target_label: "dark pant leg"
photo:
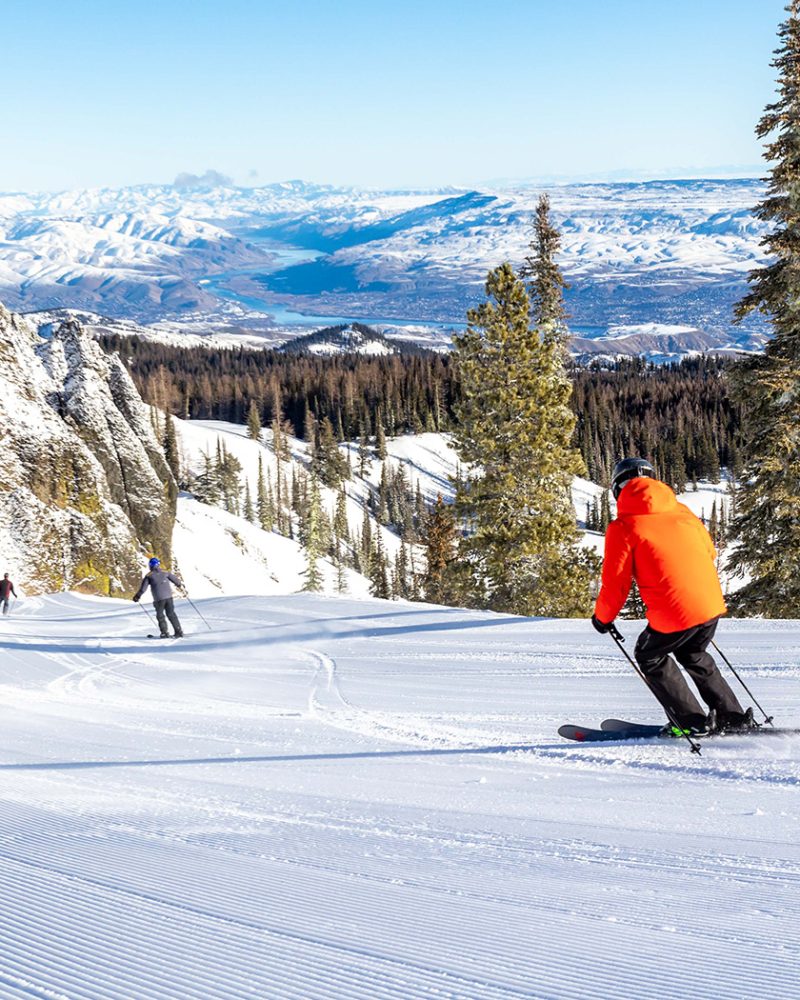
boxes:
[635,625,709,728]
[164,598,182,636]
[153,599,169,636]
[1,599,8,615]
[673,619,744,719]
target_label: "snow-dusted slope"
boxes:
[173,492,372,600]
[171,420,460,598]
[171,419,732,600]
[0,592,798,999]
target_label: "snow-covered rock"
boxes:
[0,302,175,595]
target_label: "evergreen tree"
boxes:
[243,479,255,523]
[599,490,612,531]
[302,476,324,592]
[192,451,220,505]
[621,581,647,619]
[334,486,349,542]
[377,463,390,524]
[247,400,262,442]
[727,2,800,616]
[358,504,372,574]
[316,416,348,487]
[708,499,720,550]
[519,193,569,347]
[452,263,597,617]
[358,425,372,478]
[334,539,348,594]
[271,414,291,462]
[375,410,388,461]
[162,411,181,483]
[422,495,458,605]
[370,533,391,600]
[217,441,243,515]
[256,455,274,532]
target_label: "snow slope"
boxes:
[171,420,461,598]
[171,419,733,599]
[0,592,799,999]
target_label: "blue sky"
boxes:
[0,0,786,191]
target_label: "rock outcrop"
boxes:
[0,303,176,595]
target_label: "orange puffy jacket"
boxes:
[594,477,726,633]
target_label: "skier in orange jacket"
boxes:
[592,458,754,736]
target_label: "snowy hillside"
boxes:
[0,592,798,999]
[168,418,736,602]
[1,179,769,356]
[171,419,461,598]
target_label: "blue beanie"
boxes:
[149,557,160,570]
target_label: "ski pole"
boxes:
[183,592,212,632]
[137,600,158,632]
[607,623,702,755]
[711,639,774,727]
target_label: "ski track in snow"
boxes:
[1,594,800,999]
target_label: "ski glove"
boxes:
[591,614,612,634]
[133,596,139,603]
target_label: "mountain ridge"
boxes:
[0,178,768,359]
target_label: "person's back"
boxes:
[592,458,751,736]
[133,558,184,638]
[140,568,182,603]
[0,573,16,613]
[597,477,726,632]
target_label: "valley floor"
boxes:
[1,594,799,999]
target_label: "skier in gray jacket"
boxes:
[133,557,185,638]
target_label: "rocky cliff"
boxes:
[0,303,176,595]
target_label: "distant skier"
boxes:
[133,557,185,638]
[0,574,17,615]
[591,458,754,736]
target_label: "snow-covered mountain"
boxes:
[0,178,769,358]
[0,303,175,594]
[279,323,409,356]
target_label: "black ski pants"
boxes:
[1,599,8,615]
[154,598,182,637]
[634,617,743,729]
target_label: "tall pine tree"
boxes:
[519,194,569,347]
[727,2,800,616]
[452,263,596,617]
[247,400,262,441]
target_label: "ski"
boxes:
[557,724,661,743]
[602,718,800,737]
[559,720,800,743]
[601,718,665,736]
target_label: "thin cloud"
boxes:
[173,169,233,190]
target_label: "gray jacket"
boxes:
[134,569,183,603]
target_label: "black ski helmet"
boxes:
[611,457,655,500]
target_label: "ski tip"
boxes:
[557,724,590,742]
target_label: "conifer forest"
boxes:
[101,334,741,494]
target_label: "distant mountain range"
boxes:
[0,178,770,360]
